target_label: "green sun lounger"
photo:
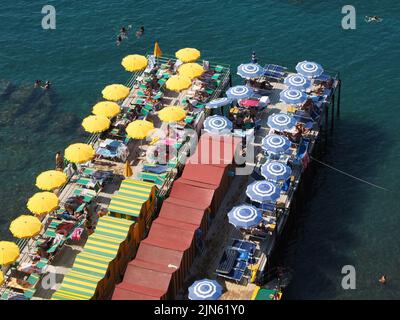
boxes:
[215,65,224,72]
[211,73,221,80]
[153,91,163,100]
[24,288,36,299]
[184,115,194,124]
[206,88,215,95]
[27,273,40,286]
[76,177,101,192]
[144,103,153,111]
[158,78,167,86]
[36,258,48,269]
[73,188,96,203]
[141,108,150,117]
[137,90,146,97]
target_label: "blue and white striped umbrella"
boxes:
[246,180,281,203]
[205,97,233,109]
[188,279,222,300]
[279,89,308,105]
[284,74,311,91]
[237,63,264,79]
[261,134,291,154]
[228,204,262,228]
[261,161,292,182]
[267,113,297,132]
[203,115,233,134]
[226,85,254,100]
[295,61,324,78]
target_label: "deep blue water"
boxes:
[0,0,399,299]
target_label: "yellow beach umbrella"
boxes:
[0,270,3,285]
[121,54,148,72]
[27,192,59,216]
[175,48,201,63]
[102,84,130,101]
[166,75,192,92]
[178,63,204,79]
[82,115,111,133]
[36,170,67,191]
[158,106,187,123]
[92,101,121,118]
[64,143,95,164]
[0,241,20,265]
[126,120,154,139]
[124,161,133,178]
[9,215,42,239]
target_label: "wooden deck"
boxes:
[1,56,232,300]
[178,73,339,300]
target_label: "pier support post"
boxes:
[331,94,335,132]
[337,79,341,118]
[229,73,233,87]
[324,105,328,150]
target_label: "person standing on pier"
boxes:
[251,51,257,64]
[55,151,64,171]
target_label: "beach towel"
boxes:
[71,227,84,241]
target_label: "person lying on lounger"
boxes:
[17,261,46,275]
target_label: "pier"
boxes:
[0,49,341,301]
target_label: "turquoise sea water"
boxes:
[1,0,399,299]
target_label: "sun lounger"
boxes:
[73,188,96,203]
[234,260,248,271]
[231,239,256,256]
[1,289,27,300]
[96,147,118,159]
[153,91,163,100]
[24,288,36,299]
[214,65,224,73]
[143,164,169,174]
[216,248,239,275]
[139,171,167,185]
[143,103,153,111]
[264,64,287,73]
[76,177,101,192]
[218,267,245,283]
[137,90,146,97]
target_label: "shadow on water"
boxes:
[0,80,84,238]
[270,118,393,299]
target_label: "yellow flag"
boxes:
[154,42,162,58]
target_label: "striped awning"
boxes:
[51,216,134,300]
[108,179,155,219]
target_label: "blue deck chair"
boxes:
[143,164,169,174]
[232,240,257,256]
[216,249,239,275]
[223,268,245,283]
[234,260,248,271]
[282,178,291,192]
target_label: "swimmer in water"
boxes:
[379,275,387,284]
[116,25,131,45]
[116,34,123,46]
[34,80,42,88]
[43,80,51,90]
[136,26,145,39]
[365,15,382,23]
